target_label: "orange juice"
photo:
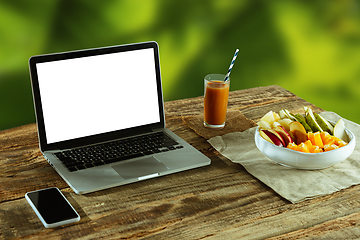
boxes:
[204,79,230,128]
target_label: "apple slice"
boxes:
[273,112,281,122]
[290,121,307,144]
[267,129,286,146]
[277,118,293,132]
[259,129,285,147]
[260,111,275,124]
[333,119,349,142]
[257,120,272,130]
[272,121,282,128]
[279,109,287,119]
[274,125,294,147]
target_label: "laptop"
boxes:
[29,41,211,194]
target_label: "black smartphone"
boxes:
[25,187,80,228]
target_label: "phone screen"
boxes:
[26,187,79,226]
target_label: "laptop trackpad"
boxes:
[112,156,168,180]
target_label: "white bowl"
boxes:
[254,125,356,170]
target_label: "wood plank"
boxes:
[3,160,360,239]
[268,211,360,239]
[1,85,358,239]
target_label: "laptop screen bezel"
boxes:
[29,41,165,151]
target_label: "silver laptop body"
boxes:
[29,41,210,194]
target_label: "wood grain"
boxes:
[1,85,360,239]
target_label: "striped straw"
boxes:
[224,48,239,81]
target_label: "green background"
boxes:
[1,0,360,130]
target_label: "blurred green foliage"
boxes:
[1,0,360,130]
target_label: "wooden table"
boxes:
[1,85,360,239]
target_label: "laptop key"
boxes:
[143,150,154,156]
[64,162,79,168]
[68,166,77,172]
[84,163,95,168]
[103,158,119,164]
[103,152,144,164]
[75,164,86,170]
[117,152,144,161]
[93,161,105,166]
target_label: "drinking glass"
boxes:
[203,74,230,129]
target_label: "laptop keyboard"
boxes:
[55,132,183,172]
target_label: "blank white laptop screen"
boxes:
[36,48,160,144]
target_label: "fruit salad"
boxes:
[257,107,349,153]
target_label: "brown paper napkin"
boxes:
[182,111,256,139]
[208,111,360,203]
